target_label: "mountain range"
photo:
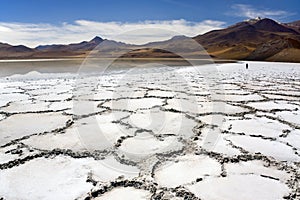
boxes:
[1,18,300,62]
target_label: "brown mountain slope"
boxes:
[120,48,180,58]
[253,18,298,34]
[210,46,255,60]
[193,18,300,60]
[267,48,300,62]
[247,38,300,60]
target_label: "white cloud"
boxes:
[0,19,225,47]
[230,4,293,19]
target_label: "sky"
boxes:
[0,0,299,47]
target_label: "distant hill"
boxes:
[35,36,104,51]
[1,18,300,62]
[284,20,300,33]
[0,43,35,58]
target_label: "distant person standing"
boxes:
[246,63,249,69]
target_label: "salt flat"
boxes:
[0,61,299,200]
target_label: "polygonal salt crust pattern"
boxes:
[0,62,299,199]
